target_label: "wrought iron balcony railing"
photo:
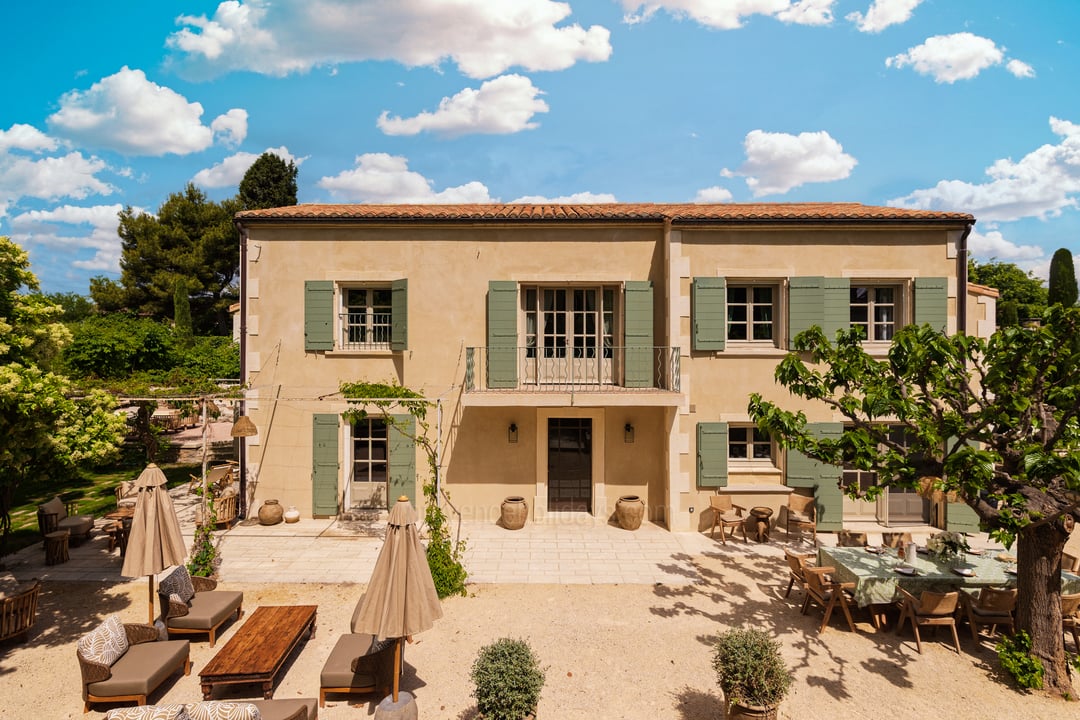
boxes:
[465,346,680,392]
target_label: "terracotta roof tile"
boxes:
[234,202,974,224]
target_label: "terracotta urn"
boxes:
[258,499,283,525]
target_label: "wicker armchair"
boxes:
[77,621,191,712]
[1,579,41,643]
[783,492,817,543]
[159,567,244,647]
[708,495,748,544]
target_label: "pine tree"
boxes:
[239,152,298,210]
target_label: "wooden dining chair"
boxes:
[784,492,817,543]
[837,530,868,547]
[958,587,1016,645]
[1062,592,1080,652]
[784,549,815,598]
[896,588,961,653]
[1063,552,1080,573]
[882,532,913,548]
[709,495,748,544]
[802,566,858,633]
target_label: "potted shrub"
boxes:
[471,637,546,720]
[712,627,792,720]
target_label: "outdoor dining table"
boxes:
[818,544,1080,608]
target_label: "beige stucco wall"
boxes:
[242,222,666,518]
[239,217,968,532]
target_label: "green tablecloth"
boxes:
[818,545,1080,607]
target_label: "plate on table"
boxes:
[894,565,918,576]
[966,547,984,556]
[1006,566,1018,576]
[952,567,976,577]
[997,553,1016,563]
[865,546,882,554]
[916,547,930,555]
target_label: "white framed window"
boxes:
[727,285,777,342]
[341,286,392,350]
[850,285,900,341]
[729,426,773,462]
[523,287,615,359]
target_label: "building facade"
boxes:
[233,203,979,533]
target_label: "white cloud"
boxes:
[317,153,496,203]
[846,0,922,33]
[1006,58,1035,78]
[693,186,734,203]
[967,229,1045,262]
[168,0,612,80]
[192,146,301,188]
[377,75,549,137]
[211,108,249,147]
[621,0,834,30]
[885,33,1005,83]
[0,124,59,153]
[0,152,114,214]
[47,67,244,156]
[9,204,126,272]
[889,116,1080,222]
[510,191,617,203]
[725,129,857,196]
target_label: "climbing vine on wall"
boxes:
[340,381,468,598]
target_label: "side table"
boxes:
[45,530,70,565]
[749,507,774,543]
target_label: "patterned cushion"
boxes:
[105,705,190,720]
[159,565,195,604]
[77,614,129,667]
[186,702,262,720]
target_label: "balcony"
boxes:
[465,346,681,396]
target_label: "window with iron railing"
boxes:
[342,287,392,350]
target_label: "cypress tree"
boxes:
[1047,248,1078,307]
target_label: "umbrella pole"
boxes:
[147,575,155,624]
[392,637,402,703]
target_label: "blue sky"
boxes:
[3,0,1079,294]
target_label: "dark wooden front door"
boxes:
[547,418,592,512]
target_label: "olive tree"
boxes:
[749,307,1080,696]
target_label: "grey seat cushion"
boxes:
[251,697,318,720]
[87,639,189,698]
[168,591,243,630]
[58,515,95,537]
[320,634,380,689]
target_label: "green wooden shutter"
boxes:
[784,422,844,531]
[946,502,981,533]
[697,422,729,488]
[312,414,340,516]
[391,278,408,351]
[692,277,727,351]
[788,277,823,349]
[487,281,518,389]
[624,281,654,388]
[914,277,948,332]
[388,414,417,507]
[304,281,334,351]
[822,277,851,340]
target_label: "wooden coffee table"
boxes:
[199,605,318,699]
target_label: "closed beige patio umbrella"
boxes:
[120,463,188,624]
[353,496,443,704]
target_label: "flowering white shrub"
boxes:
[926,531,969,557]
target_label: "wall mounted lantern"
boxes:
[508,422,519,444]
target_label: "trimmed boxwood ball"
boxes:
[712,627,792,710]
[471,637,546,720]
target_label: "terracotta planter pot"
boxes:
[258,499,283,525]
[616,495,645,531]
[501,496,528,530]
[727,702,779,720]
